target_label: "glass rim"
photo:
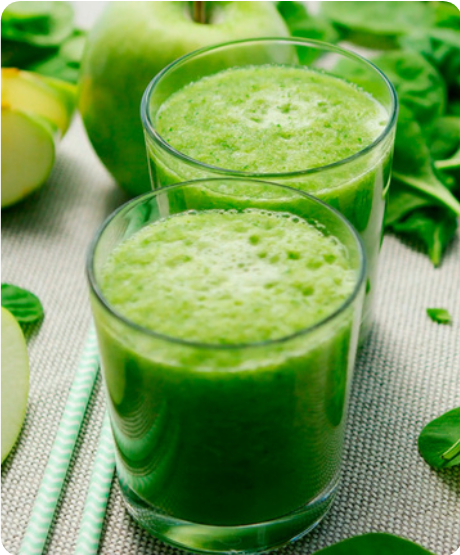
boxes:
[141,37,398,179]
[87,178,366,351]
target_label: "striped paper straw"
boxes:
[74,412,115,555]
[20,327,100,555]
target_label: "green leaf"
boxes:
[427,116,460,160]
[1,284,44,324]
[1,1,74,47]
[2,2,54,22]
[375,51,446,126]
[434,1,460,30]
[418,407,460,469]
[385,183,432,226]
[426,308,452,324]
[0,38,56,67]
[448,100,460,116]
[28,30,86,83]
[392,106,460,217]
[389,204,457,267]
[277,1,340,45]
[315,533,436,555]
[320,2,435,49]
[334,51,446,126]
[402,27,460,93]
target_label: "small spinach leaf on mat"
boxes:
[1,284,44,324]
[426,308,452,324]
[388,202,457,267]
[315,533,437,554]
[419,407,460,469]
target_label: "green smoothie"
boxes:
[95,207,361,530]
[155,66,387,175]
[147,65,394,336]
[101,209,355,343]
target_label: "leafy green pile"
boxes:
[278,1,460,266]
[1,1,85,83]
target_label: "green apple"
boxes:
[1,68,76,208]
[1,307,29,463]
[1,107,56,208]
[2,67,76,134]
[79,1,289,197]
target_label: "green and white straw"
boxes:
[20,327,100,555]
[74,412,115,555]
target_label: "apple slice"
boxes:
[1,106,56,208]
[2,68,76,134]
[1,307,30,463]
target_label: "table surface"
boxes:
[2,3,460,555]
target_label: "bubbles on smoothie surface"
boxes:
[101,209,356,344]
[154,65,388,173]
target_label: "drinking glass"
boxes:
[141,38,397,339]
[88,178,366,553]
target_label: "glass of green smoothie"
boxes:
[88,178,365,553]
[141,38,397,340]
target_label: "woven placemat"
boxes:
[2,4,460,552]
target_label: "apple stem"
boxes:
[193,1,206,23]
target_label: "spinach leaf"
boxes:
[418,407,460,469]
[389,203,457,267]
[321,2,434,49]
[374,51,446,126]
[448,100,460,116]
[426,308,452,324]
[434,1,460,30]
[1,2,85,84]
[28,30,86,83]
[392,107,460,217]
[315,533,436,554]
[1,38,54,67]
[401,28,460,93]
[1,1,74,47]
[427,116,460,161]
[334,51,445,126]
[277,1,340,44]
[336,47,459,266]
[385,184,431,227]
[1,284,44,324]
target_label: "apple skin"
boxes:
[78,2,289,197]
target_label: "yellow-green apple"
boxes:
[78,1,289,197]
[1,307,29,462]
[1,68,76,208]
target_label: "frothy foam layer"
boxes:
[101,209,356,344]
[155,65,387,173]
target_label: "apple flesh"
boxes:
[1,68,76,208]
[1,307,29,463]
[1,108,55,208]
[79,1,289,197]
[2,68,76,134]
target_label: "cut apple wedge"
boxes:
[1,67,77,208]
[2,67,76,134]
[1,106,56,208]
[1,307,30,463]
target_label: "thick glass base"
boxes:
[119,478,338,554]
